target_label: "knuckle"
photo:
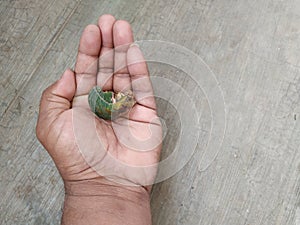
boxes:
[35,122,43,142]
[41,88,49,100]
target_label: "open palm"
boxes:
[36,15,162,190]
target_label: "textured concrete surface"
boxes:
[1,0,300,224]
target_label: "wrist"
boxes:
[62,178,152,225]
[64,177,150,199]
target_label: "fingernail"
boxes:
[130,43,139,48]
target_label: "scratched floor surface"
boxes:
[1,0,300,224]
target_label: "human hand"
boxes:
[36,14,162,225]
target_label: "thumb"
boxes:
[37,69,76,133]
[52,68,76,102]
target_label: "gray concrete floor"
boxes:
[1,0,300,224]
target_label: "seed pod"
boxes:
[88,86,136,120]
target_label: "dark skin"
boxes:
[36,14,162,225]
